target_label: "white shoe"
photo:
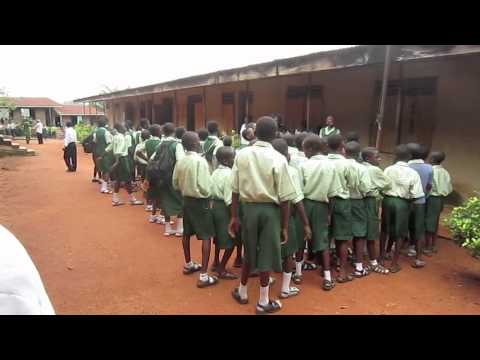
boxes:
[164,224,176,236]
[145,205,153,212]
[156,216,166,225]
[149,215,158,223]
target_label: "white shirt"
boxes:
[240,123,249,145]
[34,122,43,134]
[0,225,55,315]
[64,127,77,147]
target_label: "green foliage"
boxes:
[75,122,93,143]
[43,127,58,138]
[445,196,480,258]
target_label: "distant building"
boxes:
[55,104,104,126]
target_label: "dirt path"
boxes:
[1,139,479,314]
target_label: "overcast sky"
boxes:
[0,45,354,103]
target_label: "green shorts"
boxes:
[381,196,409,240]
[409,203,426,242]
[365,197,380,241]
[183,197,214,240]
[425,196,444,234]
[281,215,298,259]
[159,184,183,217]
[113,156,133,182]
[351,198,367,238]
[212,200,234,249]
[100,151,115,174]
[331,197,353,241]
[147,183,161,201]
[241,202,282,273]
[304,199,329,252]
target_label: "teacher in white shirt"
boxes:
[33,119,44,144]
[63,122,77,172]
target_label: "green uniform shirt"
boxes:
[289,151,307,171]
[112,133,128,157]
[319,126,340,138]
[231,140,297,204]
[431,165,453,197]
[137,136,161,160]
[93,127,112,155]
[347,158,371,200]
[210,165,233,205]
[288,165,304,205]
[327,153,357,199]
[299,154,341,203]
[154,136,185,162]
[172,151,211,199]
[125,131,134,150]
[383,161,424,200]
[363,162,392,198]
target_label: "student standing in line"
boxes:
[93,119,112,192]
[203,121,223,173]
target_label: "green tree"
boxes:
[0,87,17,112]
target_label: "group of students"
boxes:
[88,115,452,315]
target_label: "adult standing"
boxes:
[33,119,44,144]
[239,116,255,146]
[63,122,77,172]
[319,115,341,138]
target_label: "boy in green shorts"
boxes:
[425,151,452,255]
[360,147,391,274]
[93,119,113,194]
[298,135,340,290]
[210,146,238,280]
[382,144,424,273]
[172,131,218,288]
[109,123,144,207]
[229,116,298,314]
[327,134,357,283]
[345,141,372,277]
[272,138,311,299]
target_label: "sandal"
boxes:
[183,262,202,275]
[352,268,369,278]
[336,274,354,283]
[368,263,390,275]
[280,286,300,299]
[112,201,124,207]
[292,274,303,285]
[411,259,426,269]
[197,275,219,288]
[256,300,282,315]
[130,200,144,206]
[232,287,248,305]
[302,262,318,271]
[218,271,238,280]
[390,264,401,273]
[323,279,336,291]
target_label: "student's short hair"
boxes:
[395,144,411,161]
[242,128,254,141]
[66,121,73,128]
[149,124,161,137]
[345,131,360,143]
[207,121,219,134]
[420,144,430,160]
[255,116,278,141]
[216,146,235,165]
[181,131,199,151]
[197,128,208,141]
[282,133,295,147]
[430,151,446,164]
[223,136,232,147]
[327,134,344,151]
[295,132,308,150]
[139,118,150,129]
[125,120,133,129]
[361,147,378,162]
[406,143,423,160]
[97,119,106,128]
[345,141,361,156]
[272,138,289,158]
[303,134,325,153]
[162,122,175,136]
[175,127,186,139]
[141,129,151,139]
[114,122,125,132]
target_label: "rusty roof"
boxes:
[57,104,104,116]
[5,97,63,108]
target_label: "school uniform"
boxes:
[125,130,136,178]
[231,141,297,273]
[363,162,392,241]
[425,165,452,233]
[93,127,112,173]
[210,165,236,249]
[157,136,185,217]
[289,151,307,172]
[172,151,213,240]
[408,159,433,243]
[137,136,161,189]
[327,153,357,241]
[299,154,341,252]
[283,165,304,259]
[382,161,424,239]
[288,146,299,158]
[111,133,132,182]
[319,126,340,138]
[203,135,223,172]
[348,159,371,238]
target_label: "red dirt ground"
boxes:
[1,139,479,315]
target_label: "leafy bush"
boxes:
[445,196,480,258]
[74,122,93,143]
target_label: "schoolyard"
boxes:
[1,139,479,315]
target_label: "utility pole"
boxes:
[375,45,392,150]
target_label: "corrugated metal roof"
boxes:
[57,105,104,116]
[5,97,63,108]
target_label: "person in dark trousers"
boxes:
[33,120,44,144]
[63,122,77,172]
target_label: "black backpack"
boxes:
[82,133,94,154]
[146,140,177,188]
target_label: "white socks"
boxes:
[295,261,303,276]
[239,283,248,300]
[100,180,107,192]
[185,261,193,268]
[355,262,363,271]
[165,223,173,234]
[370,259,378,266]
[259,285,269,306]
[200,272,208,281]
[176,218,184,233]
[282,272,292,293]
[324,270,332,282]
[112,192,120,203]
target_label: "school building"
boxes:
[74,45,480,200]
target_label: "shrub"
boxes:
[445,195,480,258]
[74,122,93,143]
